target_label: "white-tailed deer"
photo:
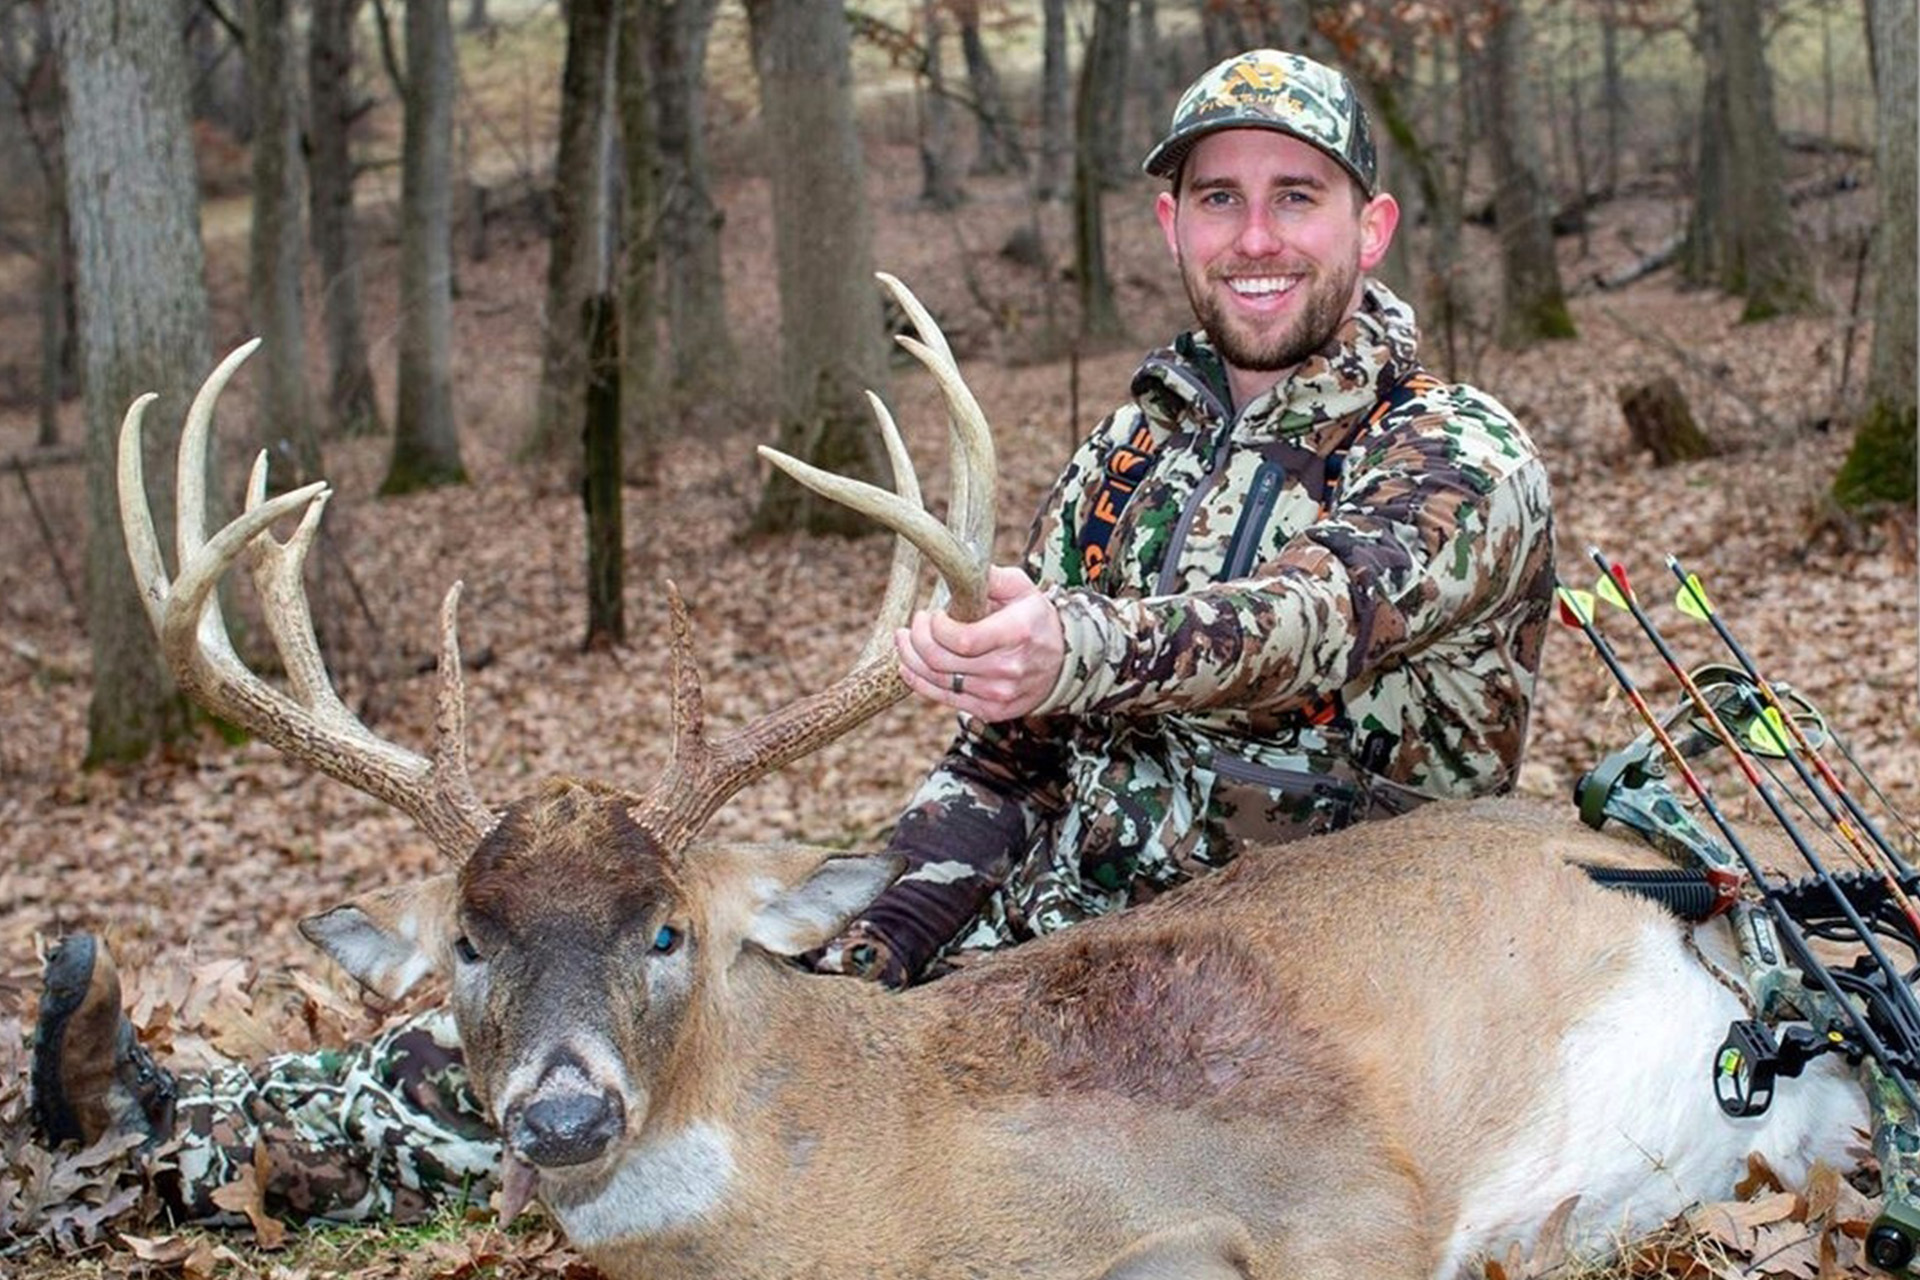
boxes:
[119,277,1866,1280]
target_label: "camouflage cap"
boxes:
[1142,49,1378,196]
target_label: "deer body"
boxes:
[407,792,1864,1280]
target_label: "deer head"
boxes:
[119,275,995,1215]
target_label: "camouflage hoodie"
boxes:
[852,281,1554,981]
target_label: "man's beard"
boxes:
[1183,254,1359,378]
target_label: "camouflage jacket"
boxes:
[853,281,1555,982]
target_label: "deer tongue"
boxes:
[497,1151,539,1226]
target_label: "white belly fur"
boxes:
[1438,919,1869,1277]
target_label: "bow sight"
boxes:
[1560,548,1920,1275]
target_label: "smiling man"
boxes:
[845,47,1558,980]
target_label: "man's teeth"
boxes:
[1229,277,1298,296]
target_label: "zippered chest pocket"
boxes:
[1218,461,1283,581]
[1211,444,1333,584]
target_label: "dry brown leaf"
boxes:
[1689,1190,1805,1254]
[1749,1220,1823,1277]
[207,1140,288,1250]
[1738,1150,1789,1198]
[121,1231,197,1263]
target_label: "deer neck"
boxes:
[540,957,935,1259]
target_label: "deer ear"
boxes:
[299,872,459,1000]
[744,853,906,957]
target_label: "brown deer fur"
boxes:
[304,792,1867,1280]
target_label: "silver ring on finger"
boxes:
[950,671,966,695]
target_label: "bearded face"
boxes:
[1155,130,1398,407]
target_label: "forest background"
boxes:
[0,0,1915,1276]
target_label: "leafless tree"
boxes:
[384,0,467,492]
[248,0,320,484]
[1483,1,1576,346]
[1036,0,1068,201]
[918,0,966,209]
[953,0,1024,175]
[309,0,383,437]
[744,0,890,536]
[651,0,735,398]
[1832,0,1915,512]
[526,0,618,466]
[616,0,658,471]
[0,0,73,445]
[52,0,209,760]
[1075,0,1129,341]
[1681,0,1818,320]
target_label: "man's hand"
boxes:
[895,566,1065,722]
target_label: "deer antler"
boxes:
[118,340,496,859]
[625,274,998,852]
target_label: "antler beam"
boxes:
[118,341,495,859]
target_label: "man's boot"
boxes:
[31,934,176,1148]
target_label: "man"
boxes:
[33,49,1554,1224]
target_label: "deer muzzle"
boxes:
[504,1054,629,1169]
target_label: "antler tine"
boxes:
[875,271,996,612]
[758,278,996,624]
[119,342,495,860]
[630,275,998,852]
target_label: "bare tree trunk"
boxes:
[249,0,319,486]
[744,0,889,537]
[1075,0,1129,342]
[652,0,734,399]
[186,1,250,139]
[1036,0,1069,201]
[1600,0,1624,196]
[1360,19,1422,298]
[1133,0,1163,171]
[583,293,624,648]
[1833,0,1916,513]
[1484,3,1575,348]
[6,0,74,446]
[384,0,467,492]
[616,0,658,475]
[309,0,383,438]
[527,0,618,464]
[37,179,67,446]
[918,0,965,209]
[465,0,490,33]
[1088,0,1131,185]
[53,0,208,762]
[954,0,1024,176]
[1681,0,1818,321]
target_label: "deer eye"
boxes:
[454,935,483,964]
[652,924,683,955]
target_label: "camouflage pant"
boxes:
[161,1008,500,1224]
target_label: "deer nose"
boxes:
[510,1089,625,1168]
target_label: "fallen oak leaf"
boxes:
[207,1139,288,1249]
[1747,1219,1822,1278]
[1686,1190,1803,1254]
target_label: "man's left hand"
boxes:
[895,566,1065,722]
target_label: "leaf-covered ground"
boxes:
[0,106,1913,1279]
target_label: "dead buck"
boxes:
[119,277,1865,1280]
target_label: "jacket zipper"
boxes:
[1217,460,1283,582]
